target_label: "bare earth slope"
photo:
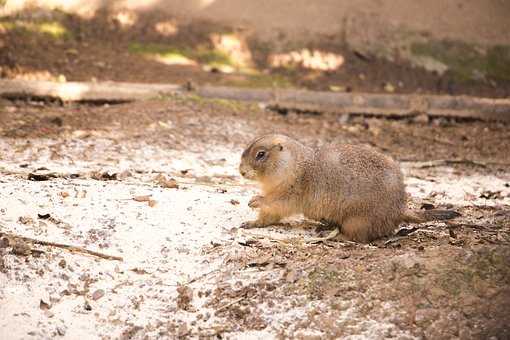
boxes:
[0,96,509,339]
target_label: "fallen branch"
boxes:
[446,222,488,230]
[215,294,249,313]
[1,79,510,122]
[384,236,409,245]
[185,268,220,285]
[0,231,123,261]
[0,79,180,102]
[403,159,510,169]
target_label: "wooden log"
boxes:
[0,79,181,102]
[1,79,510,121]
[196,85,510,121]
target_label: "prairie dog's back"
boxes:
[301,144,406,224]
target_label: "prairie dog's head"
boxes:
[239,134,297,190]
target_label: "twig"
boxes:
[215,294,249,312]
[384,236,408,245]
[446,222,487,230]
[403,159,510,169]
[185,268,220,285]
[0,231,123,261]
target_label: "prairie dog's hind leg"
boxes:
[341,216,372,243]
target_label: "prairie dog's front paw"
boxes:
[248,195,265,209]
[240,220,260,229]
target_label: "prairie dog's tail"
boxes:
[401,209,461,224]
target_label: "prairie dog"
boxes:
[239,134,460,243]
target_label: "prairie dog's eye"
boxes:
[255,150,266,160]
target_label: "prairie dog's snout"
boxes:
[239,161,254,179]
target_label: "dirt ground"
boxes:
[1,9,510,98]
[0,95,509,339]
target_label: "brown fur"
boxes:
[239,134,460,243]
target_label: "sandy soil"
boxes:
[0,96,509,339]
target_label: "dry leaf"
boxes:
[247,254,272,267]
[18,216,34,225]
[39,299,51,310]
[91,171,117,181]
[133,195,151,202]
[176,285,193,311]
[154,174,179,189]
[131,268,149,275]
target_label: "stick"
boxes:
[384,236,408,245]
[0,231,123,261]
[2,79,510,122]
[446,222,487,230]
[185,268,220,285]
[403,159,510,169]
[215,294,249,312]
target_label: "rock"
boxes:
[92,289,105,301]
[383,82,395,93]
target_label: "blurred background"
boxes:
[1,0,510,97]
